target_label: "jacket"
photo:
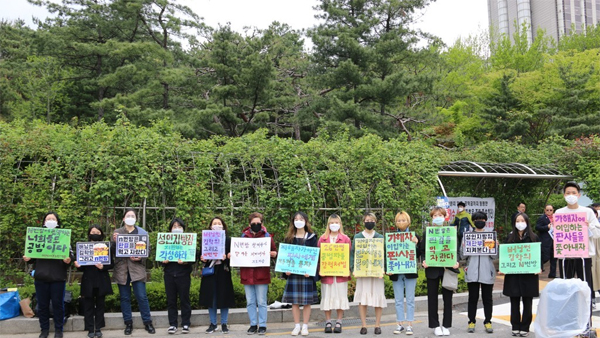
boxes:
[199,236,236,308]
[535,214,554,262]
[502,231,540,298]
[317,233,352,284]
[350,231,384,273]
[30,249,75,283]
[452,211,474,237]
[77,260,114,298]
[112,226,149,284]
[388,231,419,281]
[239,225,277,285]
[463,233,497,284]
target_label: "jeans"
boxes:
[208,293,229,325]
[118,274,152,324]
[164,273,191,327]
[392,275,417,322]
[244,284,268,327]
[467,282,493,324]
[34,280,66,331]
[426,276,453,328]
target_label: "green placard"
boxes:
[425,226,457,267]
[155,233,197,262]
[25,227,71,259]
[499,242,541,274]
[385,232,417,274]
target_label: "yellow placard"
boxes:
[353,238,384,277]
[319,243,350,276]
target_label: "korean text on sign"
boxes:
[463,232,497,256]
[155,232,197,262]
[230,237,271,267]
[385,232,417,274]
[201,230,226,260]
[116,234,149,258]
[275,243,320,276]
[425,226,457,267]
[553,212,588,258]
[320,243,350,277]
[354,238,384,277]
[25,227,71,259]
[499,242,541,274]
[76,241,111,266]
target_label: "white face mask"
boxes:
[172,228,184,233]
[458,207,464,212]
[294,220,305,229]
[329,223,340,232]
[432,216,444,226]
[44,220,58,229]
[565,195,578,205]
[516,222,527,231]
[124,218,136,226]
[212,225,223,231]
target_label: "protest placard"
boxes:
[553,212,588,258]
[425,226,457,267]
[201,230,226,260]
[116,234,149,257]
[463,232,497,256]
[230,237,271,267]
[320,243,350,276]
[155,233,197,262]
[275,243,320,276]
[76,242,111,266]
[353,238,384,277]
[25,227,71,259]
[385,232,417,274]
[442,197,496,231]
[499,242,541,274]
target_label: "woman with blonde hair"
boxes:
[317,214,352,333]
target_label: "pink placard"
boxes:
[553,212,588,258]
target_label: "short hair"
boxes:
[472,211,488,221]
[123,208,137,217]
[362,213,377,223]
[42,211,61,226]
[563,181,580,193]
[394,211,411,225]
[248,212,263,224]
[457,202,466,208]
[517,202,526,207]
[168,218,186,231]
[430,206,447,217]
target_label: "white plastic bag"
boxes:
[534,278,590,338]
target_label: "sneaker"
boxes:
[168,326,177,334]
[434,327,444,336]
[39,331,49,338]
[301,325,309,336]
[405,326,413,335]
[206,324,218,334]
[221,324,229,334]
[442,326,450,336]
[182,326,190,334]
[292,326,301,336]
[258,327,267,335]
[247,326,258,335]
[87,332,95,338]
[94,331,102,338]
[394,325,405,334]
[484,322,493,333]
[519,332,529,337]
[468,322,476,333]
[54,332,63,338]
[511,330,519,336]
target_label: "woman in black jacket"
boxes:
[535,205,556,278]
[74,225,113,338]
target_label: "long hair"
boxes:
[321,214,345,239]
[208,216,228,233]
[87,224,105,241]
[507,212,537,243]
[42,211,61,226]
[284,211,313,243]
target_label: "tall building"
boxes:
[488,0,600,43]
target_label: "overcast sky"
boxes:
[1,0,489,47]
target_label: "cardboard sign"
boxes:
[76,242,111,266]
[385,232,417,274]
[230,237,271,267]
[553,212,589,258]
[320,243,350,277]
[275,243,320,276]
[116,234,149,257]
[499,242,541,274]
[201,230,226,260]
[25,227,71,259]
[425,226,457,267]
[155,233,197,262]
[443,197,496,231]
[353,238,384,277]
[463,232,497,256]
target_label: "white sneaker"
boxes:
[406,326,413,335]
[442,327,450,336]
[291,326,301,336]
[434,327,444,336]
[393,325,404,334]
[301,325,309,336]
[168,327,177,334]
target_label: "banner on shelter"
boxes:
[385,232,417,274]
[275,243,320,276]
[76,242,111,266]
[155,233,197,262]
[463,232,497,256]
[230,237,271,267]
[116,234,149,257]
[353,238,384,277]
[320,243,350,277]
[201,230,226,260]
[444,197,496,231]
[499,242,541,274]
[425,226,457,267]
[25,227,71,259]
[553,212,588,258]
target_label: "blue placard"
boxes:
[275,243,320,276]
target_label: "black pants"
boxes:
[83,288,106,332]
[510,297,533,332]
[467,282,493,324]
[164,273,191,327]
[559,258,594,310]
[427,277,453,328]
[34,280,66,332]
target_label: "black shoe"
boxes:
[206,323,217,334]
[39,330,50,338]
[124,323,133,335]
[221,324,229,334]
[374,327,382,335]
[334,322,342,334]
[54,331,63,338]
[95,330,103,338]
[360,327,367,335]
[247,326,258,335]
[324,322,333,334]
[145,323,156,334]
[548,274,556,278]
[258,327,267,335]
[88,332,95,338]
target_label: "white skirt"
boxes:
[320,279,350,311]
[353,277,387,308]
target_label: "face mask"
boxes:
[294,220,305,229]
[172,228,184,233]
[44,220,58,229]
[474,221,486,229]
[89,234,103,241]
[516,222,527,231]
[565,195,578,205]
[212,225,223,231]
[251,222,262,233]
[432,217,444,226]
[458,207,464,212]
[329,223,340,232]
[124,218,136,226]
[364,222,376,230]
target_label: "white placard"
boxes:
[230,237,271,267]
[447,197,496,232]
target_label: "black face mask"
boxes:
[364,222,376,230]
[89,234,103,241]
[474,221,486,229]
[250,222,262,233]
